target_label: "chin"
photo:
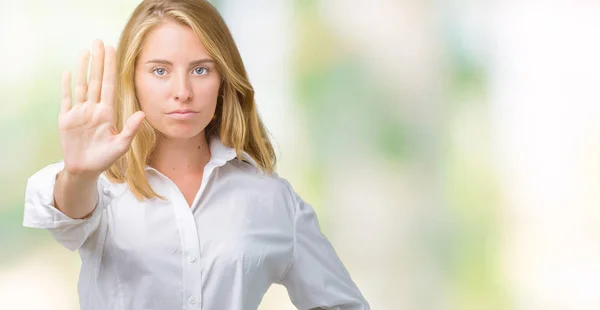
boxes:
[158,126,206,141]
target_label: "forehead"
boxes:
[138,20,211,61]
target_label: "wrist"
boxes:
[60,168,101,183]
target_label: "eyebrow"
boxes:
[145,59,215,66]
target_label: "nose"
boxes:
[173,73,192,102]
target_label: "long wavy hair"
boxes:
[106,0,276,200]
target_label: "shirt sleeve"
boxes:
[278,181,370,310]
[22,161,107,251]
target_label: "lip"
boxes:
[166,110,198,120]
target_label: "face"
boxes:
[135,20,221,141]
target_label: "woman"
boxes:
[23,0,369,309]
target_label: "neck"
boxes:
[149,132,211,176]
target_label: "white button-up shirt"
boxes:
[23,137,369,310]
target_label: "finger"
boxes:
[101,46,116,106]
[88,40,105,103]
[74,49,90,104]
[118,111,146,141]
[60,70,72,113]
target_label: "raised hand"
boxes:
[59,40,145,177]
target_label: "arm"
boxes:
[23,162,109,251]
[23,40,144,251]
[278,182,370,310]
[54,169,100,219]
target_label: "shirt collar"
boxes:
[144,135,260,172]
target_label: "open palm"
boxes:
[59,40,145,176]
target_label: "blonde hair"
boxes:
[106,0,276,200]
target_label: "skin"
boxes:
[55,39,145,219]
[55,20,222,216]
[135,20,222,206]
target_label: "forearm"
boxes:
[53,170,100,219]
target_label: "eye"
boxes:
[152,67,167,76]
[193,67,209,75]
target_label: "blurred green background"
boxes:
[2,1,600,309]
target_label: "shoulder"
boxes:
[221,159,299,211]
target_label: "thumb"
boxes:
[118,111,146,142]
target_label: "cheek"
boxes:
[135,76,164,110]
[136,74,157,94]
[135,75,149,105]
[195,77,222,100]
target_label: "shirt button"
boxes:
[188,296,197,305]
[188,255,196,263]
[102,187,110,195]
